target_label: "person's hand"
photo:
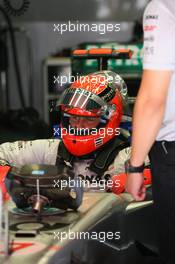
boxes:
[125,172,146,201]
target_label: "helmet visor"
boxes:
[57,87,106,111]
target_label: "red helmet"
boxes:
[57,71,127,156]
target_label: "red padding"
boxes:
[0,166,10,201]
[143,168,152,185]
[111,168,152,195]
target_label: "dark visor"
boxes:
[57,88,107,110]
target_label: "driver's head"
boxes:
[69,115,101,129]
[57,71,127,156]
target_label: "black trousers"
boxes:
[149,141,175,264]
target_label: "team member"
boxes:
[126,1,175,263]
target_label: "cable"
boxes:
[25,31,34,107]
[0,5,26,107]
[36,178,40,203]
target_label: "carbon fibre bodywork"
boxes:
[0,189,157,264]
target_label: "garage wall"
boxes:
[7,21,134,118]
[0,0,149,118]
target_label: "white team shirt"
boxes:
[143,0,175,141]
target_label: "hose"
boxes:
[0,5,26,107]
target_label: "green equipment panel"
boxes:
[72,43,143,78]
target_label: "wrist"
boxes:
[125,159,145,174]
[129,160,144,167]
[130,156,144,167]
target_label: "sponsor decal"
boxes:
[144,35,155,42]
[53,125,61,138]
[0,241,46,255]
[144,25,157,32]
[144,46,155,56]
[18,141,23,150]
[0,242,33,254]
[146,15,158,20]
[94,138,103,147]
